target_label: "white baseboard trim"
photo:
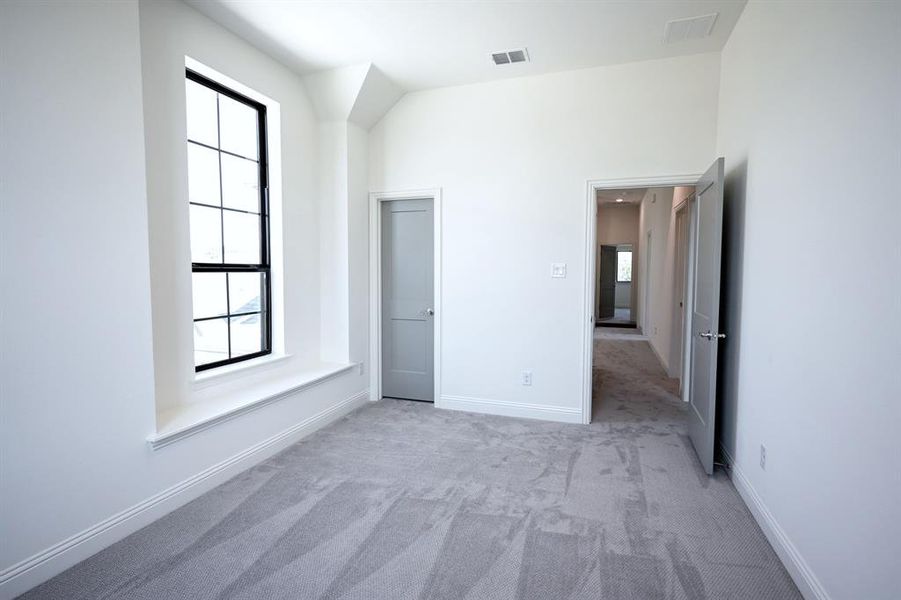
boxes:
[439,394,582,424]
[719,444,830,600]
[0,389,369,600]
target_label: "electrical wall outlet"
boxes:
[551,263,567,278]
[521,370,532,386]
[760,444,767,470]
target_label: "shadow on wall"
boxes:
[716,158,748,462]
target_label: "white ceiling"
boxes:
[597,188,647,205]
[187,0,747,92]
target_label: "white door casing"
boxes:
[370,189,442,405]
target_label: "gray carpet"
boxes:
[21,338,801,599]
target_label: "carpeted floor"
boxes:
[597,307,632,325]
[21,338,801,599]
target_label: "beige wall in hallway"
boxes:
[596,203,640,318]
[637,186,693,376]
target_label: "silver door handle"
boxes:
[699,330,726,340]
[425,308,434,316]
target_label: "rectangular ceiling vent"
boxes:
[491,48,530,66]
[664,13,718,44]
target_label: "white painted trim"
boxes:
[0,390,369,599]
[643,229,653,337]
[441,395,582,424]
[673,200,693,397]
[192,352,293,389]
[719,445,831,600]
[581,181,597,425]
[583,174,701,424]
[681,195,698,404]
[369,188,443,406]
[150,362,358,450]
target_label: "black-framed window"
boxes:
[186,69,271,371]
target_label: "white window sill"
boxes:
[192,353,293,390]
[149,361,358,450]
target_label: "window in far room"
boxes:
[185,69,271,371]
[617,249,632,283]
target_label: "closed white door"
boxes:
[381,199,434,402]
[687,158,725,474]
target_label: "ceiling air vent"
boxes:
[491,48,530,66]
[664,13,718,44]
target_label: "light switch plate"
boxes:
[551,263,567,278]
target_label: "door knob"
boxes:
[699,330,726,340]
[425,308,435,316]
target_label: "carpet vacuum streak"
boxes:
[22,336,801,599]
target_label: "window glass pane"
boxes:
[194,317,228,366]
[185,79,218,147]
[617,251,632,282]
[190,205,222,263]
[230,313,262,358]
[187,144,221,206]
[221,153,259,212]
[218,94,258,159]
[229,272,262,314]
[223,211,260,264]
[192,273,227,320]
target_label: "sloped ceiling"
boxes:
[187,0,746,92]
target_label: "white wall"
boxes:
[318,121,351,363]
[715,2,901,599]
[316,119,371,366]
[303,64,388,370]
[0,1,367,595]
[140,0,330,407]
[370,53,720,421]
[0,0,154,575]
[347,121,371,365]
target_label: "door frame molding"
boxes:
[670,198,694,399]
[582,174,701,424]
[369,188,443,406]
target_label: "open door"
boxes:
[598,245,617,319]
[687,158,725,474]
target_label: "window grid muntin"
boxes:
[187,69,271,371]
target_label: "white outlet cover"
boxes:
[551,263,567,278]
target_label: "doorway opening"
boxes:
[583,161,725,474]
[590,184,694,397]
[594,188,641,329]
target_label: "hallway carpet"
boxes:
[21,339,801,599]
